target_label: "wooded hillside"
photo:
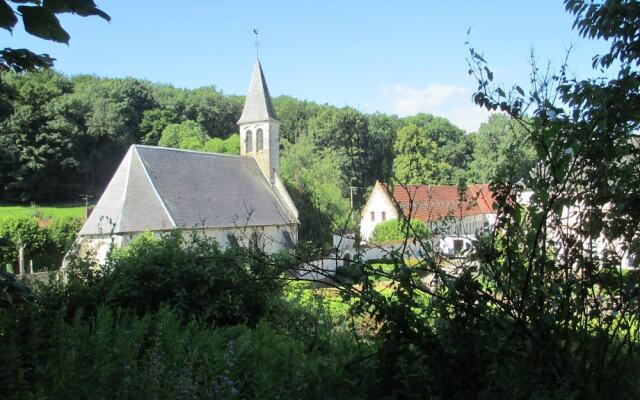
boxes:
[0,71,534,242]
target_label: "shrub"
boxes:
[41,231,285,326]
[370,218,429,243]
[0,305,371,400]
[0,216,80,272]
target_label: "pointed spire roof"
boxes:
[238,60,278,124]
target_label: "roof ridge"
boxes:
[132,146,177,228]
[133,144,249,160]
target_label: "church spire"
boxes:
[238,60,281,183]
[238,60,278,124]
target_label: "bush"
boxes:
[0,305,370,400]
[0,232,373,399]
[0,216,80,272]
[370,218,429,243]
[40,232,285,326]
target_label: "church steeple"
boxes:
[238,60,280,183]
[238,60,278,124]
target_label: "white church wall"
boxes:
[76,224,298,266]
[274,173,299,220]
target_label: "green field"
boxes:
[0,203,87,220]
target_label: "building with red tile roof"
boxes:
[360,181,496,242]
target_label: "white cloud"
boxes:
[380,83,493,132]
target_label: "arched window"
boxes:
[246,130,253,152]
[256,128,264,151]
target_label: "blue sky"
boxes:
[2,1,610,132]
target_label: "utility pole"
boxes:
[348,186,366,210]
[79,194,93,219]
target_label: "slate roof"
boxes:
[237,60,278,124]
[79,145,296,235]
[389,183,495,223]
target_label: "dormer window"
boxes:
[256,128,264,151]
[246,130,253,152]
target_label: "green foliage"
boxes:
[467,113,536,182]
[0,216,80,272]
[0,71,245,201]
[202,133,240,154]
[0,72,159,201]
[158,120,207,148]
[0,305,369,400]
[0,270,35,308]
[0,1,109,72]
[273,95,322,144]
[370,219,429,243]
[393,124,452,184]
[0,235,371,399]
[157,120,241,154]
[281,135,352,242]
[43,232,284,326]
[139,108,179,145]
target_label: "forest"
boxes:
[0,69,535,242]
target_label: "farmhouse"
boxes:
[76,61,299,263]
[360,181,495,253]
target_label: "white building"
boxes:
[76,60,299,263]
[360,181,496,255]
[520,190,636,270]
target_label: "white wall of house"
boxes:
[559,203,636,269]
[429,213,495,237]
[76,224,298,265]
[360,183,399,241]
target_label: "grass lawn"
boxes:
[0,203,87,220]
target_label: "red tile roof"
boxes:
[389,183,495,222]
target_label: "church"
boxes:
[76,61,299,263]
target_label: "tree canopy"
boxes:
[0,67,533,242]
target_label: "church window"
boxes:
[382,211,386,221]
[282,231,294,248]
[249,231,261,252]
[227,233,239,248]
[256,128,264,151]
[246,130,253,152]
[370,211,375,221]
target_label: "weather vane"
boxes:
[253,29,260,59]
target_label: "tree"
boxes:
[0,70,78,201]
[401,113,472,181]
[280,135,351,243]
[367,113,400,184]
[202,134,240,154]
[140,108,180,145]
[467,113,536,183]
[0,0,110,72]
[393,124,452,184]
[307,107,373,208]
[455,0,640,393]
[273,95,321,144]
[158,120,207,149]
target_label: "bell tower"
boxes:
[238,60,280,183]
